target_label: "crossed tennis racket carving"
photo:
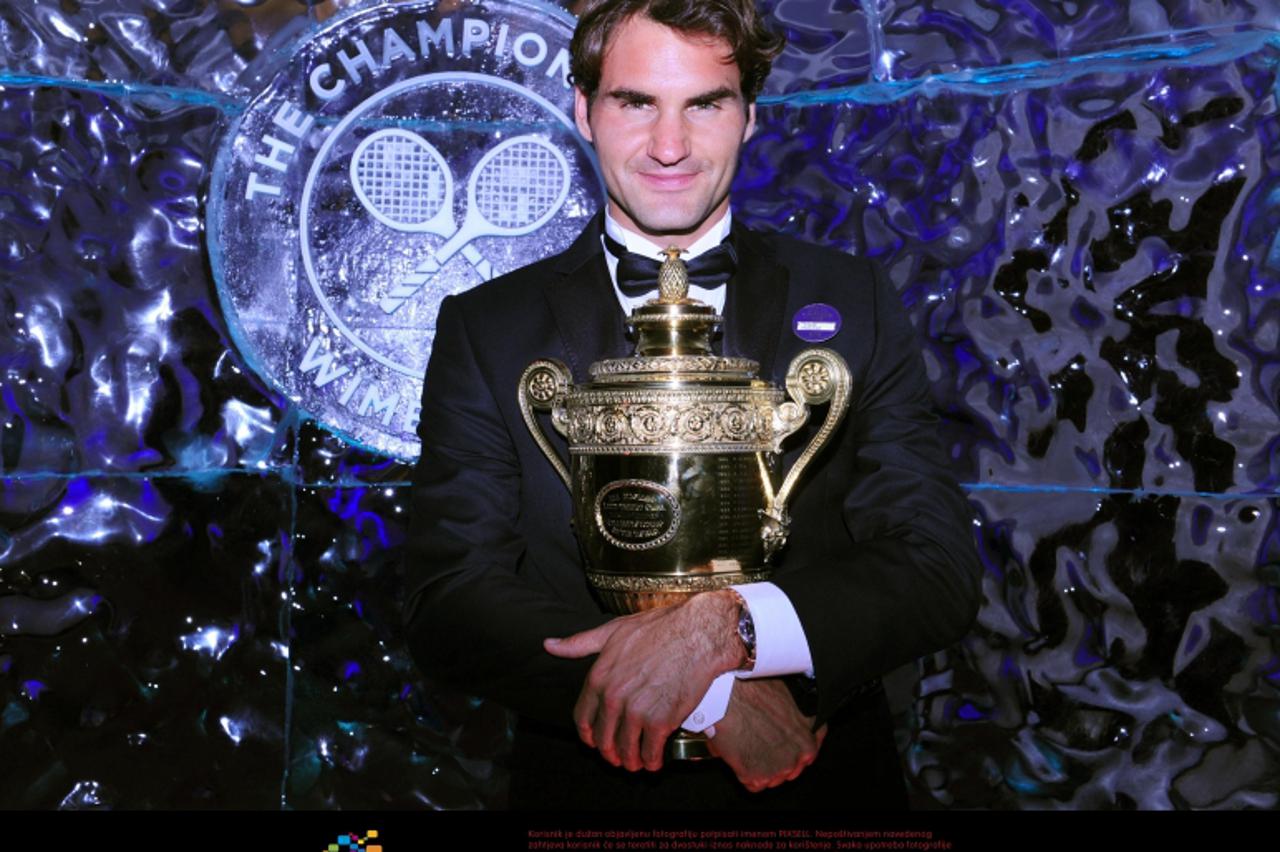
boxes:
[350,128,572,314]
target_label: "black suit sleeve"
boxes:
[770,260,982,724]
[402,295,610,729]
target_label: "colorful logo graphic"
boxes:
[208,0,601,458]
[327,831,380,852]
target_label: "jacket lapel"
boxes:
[544,214,631,381]
[723,219,789,381]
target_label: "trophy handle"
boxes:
[762,348,853,559]
[518,359,573,489]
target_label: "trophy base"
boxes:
[668,730,713,761]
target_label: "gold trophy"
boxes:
[518,248,851,759]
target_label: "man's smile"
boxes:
[636,171,700,190]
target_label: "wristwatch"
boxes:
[729,589,756,671]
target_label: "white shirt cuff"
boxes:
[680,671,735,733]
[680,582,814,735]
[732,581,814,678]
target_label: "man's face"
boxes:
[574,15,756,248]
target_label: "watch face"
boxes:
[738,605,756,651]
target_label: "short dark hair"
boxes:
[569,0,784,102]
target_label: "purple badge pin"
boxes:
[793,303,842,343]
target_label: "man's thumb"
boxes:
[543,626,608,658]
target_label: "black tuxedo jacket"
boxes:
[404,215,981,806]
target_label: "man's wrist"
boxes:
[693,589,754,672]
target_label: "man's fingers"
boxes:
[592,693,623,767]
[640,722,668,771]
[637,699,676,772]
[616,710,646,772]
[573,686,599,748]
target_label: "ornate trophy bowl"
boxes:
[518,248,850,758]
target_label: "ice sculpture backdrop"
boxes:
[1,0,1278,809]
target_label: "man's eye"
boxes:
[691,101,721,111]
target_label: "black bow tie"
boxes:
[604,232,738,299]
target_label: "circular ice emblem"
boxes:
[208,0,600,459]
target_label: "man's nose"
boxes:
[647,108,690,166]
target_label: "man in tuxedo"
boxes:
[404,0,981,809]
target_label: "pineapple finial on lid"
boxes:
[657,246,690,304]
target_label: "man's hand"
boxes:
[544,590,747,772]
[708,678,826,793]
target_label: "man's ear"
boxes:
[574,86,594,143]
[742,101,756,142]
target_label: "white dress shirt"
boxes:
[600,208,815,734]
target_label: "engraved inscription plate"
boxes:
[594,480,682,551]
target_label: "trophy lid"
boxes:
[591,247,759,384]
